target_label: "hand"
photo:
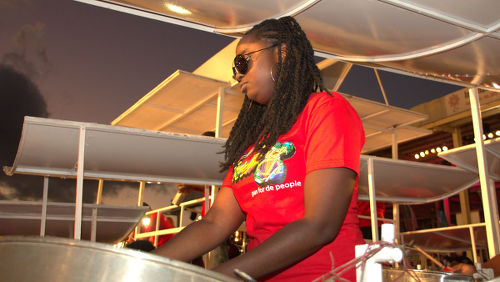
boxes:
[449,263,476,274]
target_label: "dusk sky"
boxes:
[1,0,461,125]
[0,0,233,124]
[0,0,461,205]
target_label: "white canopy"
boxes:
[4,116,227,186]
[111,70,430,153]
[439,137,500,181]
[5,117,477,205]
[358,155,477,204]
[75,0,500,91]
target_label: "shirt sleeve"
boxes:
[304,94,364,175]
[221,166,234,188]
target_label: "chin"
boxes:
[246,91,267,105]
[245,91,256,101]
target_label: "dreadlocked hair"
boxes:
[221,16,328,171]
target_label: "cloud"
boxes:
[0,64,48,165]
[0,64,50,200]
[0,0,33,9]
[100,182,177,209]
[2,22,51,79]
[0,65,175,203]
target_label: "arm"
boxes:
[213,167,356,278]
[153,186,245,261]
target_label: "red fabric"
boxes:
[141,212,174,247]
[357,201,386,227]
[222,92,365,281]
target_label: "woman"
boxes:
[154,16,365,281]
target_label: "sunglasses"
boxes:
[232,44,278,78]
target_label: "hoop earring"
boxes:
[247,99,253,111]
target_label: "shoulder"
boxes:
[307,91,350,107]
[305,92,359,118]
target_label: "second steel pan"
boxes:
[0,236,237,282]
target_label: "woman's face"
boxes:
[234,36,277,105]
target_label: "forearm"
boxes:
[214,217,338,278]
[153,187,245,262]
[153,219,227,261]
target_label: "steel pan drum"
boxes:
[0,236,237,282]
[383,268,474,282]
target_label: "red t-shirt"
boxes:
[222,92,365,281]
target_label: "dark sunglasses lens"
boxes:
[233,55,248,75]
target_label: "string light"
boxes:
[166,4,192,15]
[412,129,498,160]
[414,146,450,159]
[481,132,500,140]
[142,217,151,227]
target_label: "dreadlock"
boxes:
[221,16,328,171]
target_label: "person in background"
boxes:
[358,201,385,240]
[450,254,500,277]
[140,202,174,248]
[154,16,365,281]
[126,239,155,252]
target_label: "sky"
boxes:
[0,0,461,205]
[0,0,234,124]
[0,0,234,207]
[0,0,461,124]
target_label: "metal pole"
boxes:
[469,87,500,257]
[213,89,224,218]
[470,226,478,264]
[210,185,216,207]
[391,131,398,160]
[452,128,472,225]
[96,179,103,204]
[91,179,103,242]
[391,131,400,245]
[204,186,210,216]
[40,177,49,237]
[179,204,184,227]
[138,181,145,207]
[134,181,146,240]
[154,210,160,248]
[393,203,400,245]
[74,126,86,240]
[367,157,379,241]
[215,87,224,138]
[374,68,389,106]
